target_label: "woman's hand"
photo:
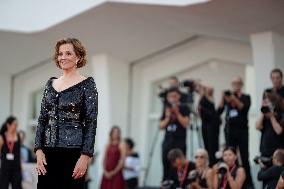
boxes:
[72,155,90,179]
[36,149,47,175]
[104,170,115,179]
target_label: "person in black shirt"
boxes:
[198,85,221,166]
[213,146,246,189]
[160,87,190,181]
[218,77,254,189]
[0,116,22,189]
[264,68,284,99]
[257,149,284,189]
[166,148,195,189]
[256,91,284,158]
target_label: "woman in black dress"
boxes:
[0,116,22,189]
[34,38,98,189]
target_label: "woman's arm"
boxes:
[81,78,98,157]
[176,112,189,128]
[227,167,246,189]
[0,135,4,155]
[34,82,49,153]
[256,114,264,130]
[110,142,126,176]
[270,114,283,135]
[276,176,284,189]
[206,169,214,189]
[159,108,171,130]
[212,165,219,189]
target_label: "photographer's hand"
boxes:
[258,159,266,169]
[231,95,245,110]
[159,108,171,130]
[175,108,189,128]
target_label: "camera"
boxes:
[218,162,228,175]
[261,106,271,114]
[253,156,272,167]
[261,103,274,114]
[165,101,177,109]
[161,180,176,189]
[182,80,196,92]
[187,170,198,184]
[224,90,232,97]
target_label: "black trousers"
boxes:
[37,147,86,189]
[202,123,219,167]
[162,137,186,181]
[0,166,22,189]
[225,127,254,188]
[126,177,138,189]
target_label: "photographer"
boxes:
[265,69,284,99]
[160,87,190,181]
[217,77,253,188]
[256,90,284,158]
[187,149,214,189]
[158,76,190,106]
[257,149,284,189]
[165,148,196,189]
[213,147,246,189]
[198,85,221,166]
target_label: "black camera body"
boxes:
[182,80,195,92]
[254,156,272,167]
[187,170,198,184]
[261,106,271,114]
[224,90,232,97]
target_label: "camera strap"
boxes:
[177,161,189,188]
[222,164,236,189]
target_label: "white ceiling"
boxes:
[0,0,284,75]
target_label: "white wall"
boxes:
[89,54,130,188]
[0,73,11,123]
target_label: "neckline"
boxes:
[50,77,91,93]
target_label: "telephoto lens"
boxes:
[218,162,228,175]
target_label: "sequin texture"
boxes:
[34,77,98,157]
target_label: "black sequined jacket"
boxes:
[34,77,98,157]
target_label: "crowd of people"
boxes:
[158,68,284,189]
[1,37,284,189]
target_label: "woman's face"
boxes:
[7,120,18,133]
[111,128,120,140]
[57,43,79,70]
[223,150,237,167]
[195,152,207,167]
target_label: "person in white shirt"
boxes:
[123,138,140,189]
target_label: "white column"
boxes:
[88,54,129,188]
[0,73,11,122]
[251,32,284,109]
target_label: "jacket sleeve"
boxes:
[34,81,49,153]
[81,78,98,157]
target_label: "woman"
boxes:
[100,126,126,189]
[34,38,98,189]
[0,116,22,189]
[191,149,213,189]
[256,90,284,158]
[213,147,246,189]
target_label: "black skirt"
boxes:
[37,147,86,189]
